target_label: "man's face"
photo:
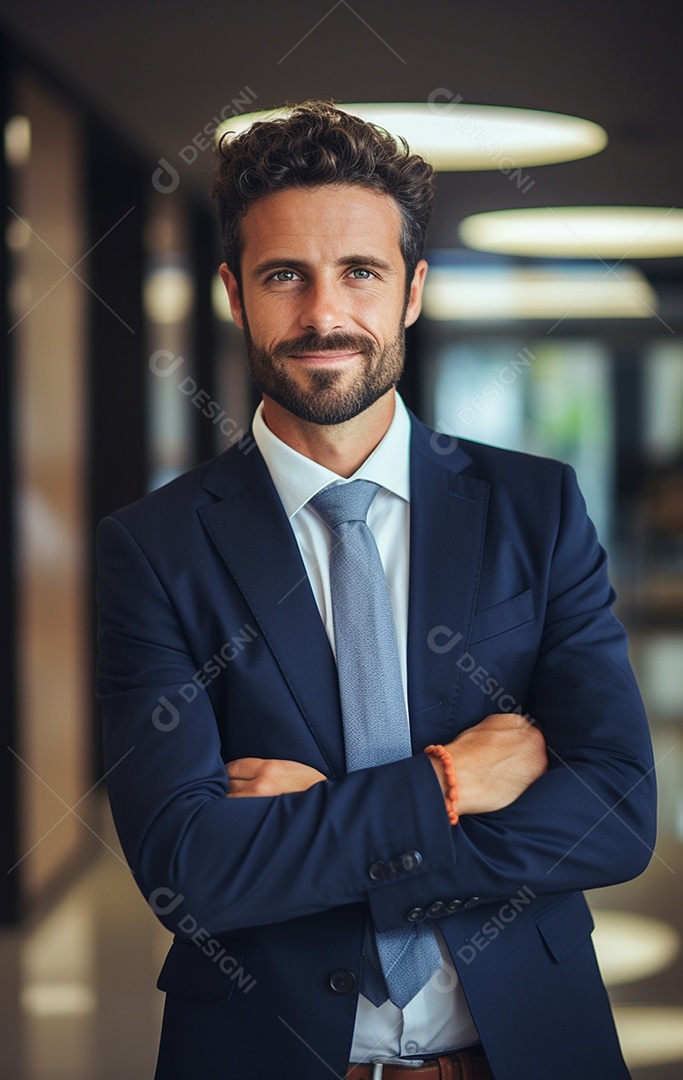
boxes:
[220,184,427,425]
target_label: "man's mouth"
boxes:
[289,351,360,364]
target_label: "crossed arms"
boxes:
[97,463,656,936]
[227,711,549,814]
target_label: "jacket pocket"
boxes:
[535,892,595,963]
[470,588,535,645]
[156,936,250,1002]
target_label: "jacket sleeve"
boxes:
[98,460,656,939]
[96,514,455,936]
[367,464,657,932]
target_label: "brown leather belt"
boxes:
[347,1045,493,1080]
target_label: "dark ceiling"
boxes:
[1,0,682,272]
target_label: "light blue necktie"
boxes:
[309,479,441,1009]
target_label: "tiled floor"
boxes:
[0,805,168,1079]
[0,795,681,1079]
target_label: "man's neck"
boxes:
[261,390,396,478]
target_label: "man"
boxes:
[97,101,656,1080]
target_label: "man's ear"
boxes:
[219,263,245,329]
[404,259,428,329]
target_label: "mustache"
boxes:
[271,331,376,362]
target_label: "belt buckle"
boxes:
[370,1057,427,1077]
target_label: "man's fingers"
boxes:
[226,759,267,798]
[226,757,264,780]
[225,758,327,797]
[480,712,536,729]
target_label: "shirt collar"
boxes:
[251,393,412,520]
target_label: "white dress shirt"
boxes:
[252,393,479,1062]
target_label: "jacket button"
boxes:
[406,907,425,922]
[463,896,480,909]
[368,861,387,881]
[445,899,462,913]
[400,850,423,872]
[427,901,445,918]
[329,969,356,994]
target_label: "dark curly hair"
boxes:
[212,100,435,286]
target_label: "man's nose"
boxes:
[298,279,345,334]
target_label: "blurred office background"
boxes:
[1,2,682,1076]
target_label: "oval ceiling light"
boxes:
[460,206,683,258]
[216,103,607,171]
[422,264,657,321]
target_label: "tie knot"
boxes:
[310,479,380,528]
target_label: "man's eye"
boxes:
[349,268,375,279]
[270,270,299,282]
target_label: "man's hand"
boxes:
[228,712,546,809]
[226,758,327,797]
[429,713,548,815]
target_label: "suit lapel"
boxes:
[407,419,490,751]
[198,445,346,776]
[196,417,489,773]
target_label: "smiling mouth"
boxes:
[289,351,360,363]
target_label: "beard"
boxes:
[242,317,407,426]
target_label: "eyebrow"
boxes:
[250,255,398,280]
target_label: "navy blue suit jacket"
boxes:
[96,415,656,1080]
